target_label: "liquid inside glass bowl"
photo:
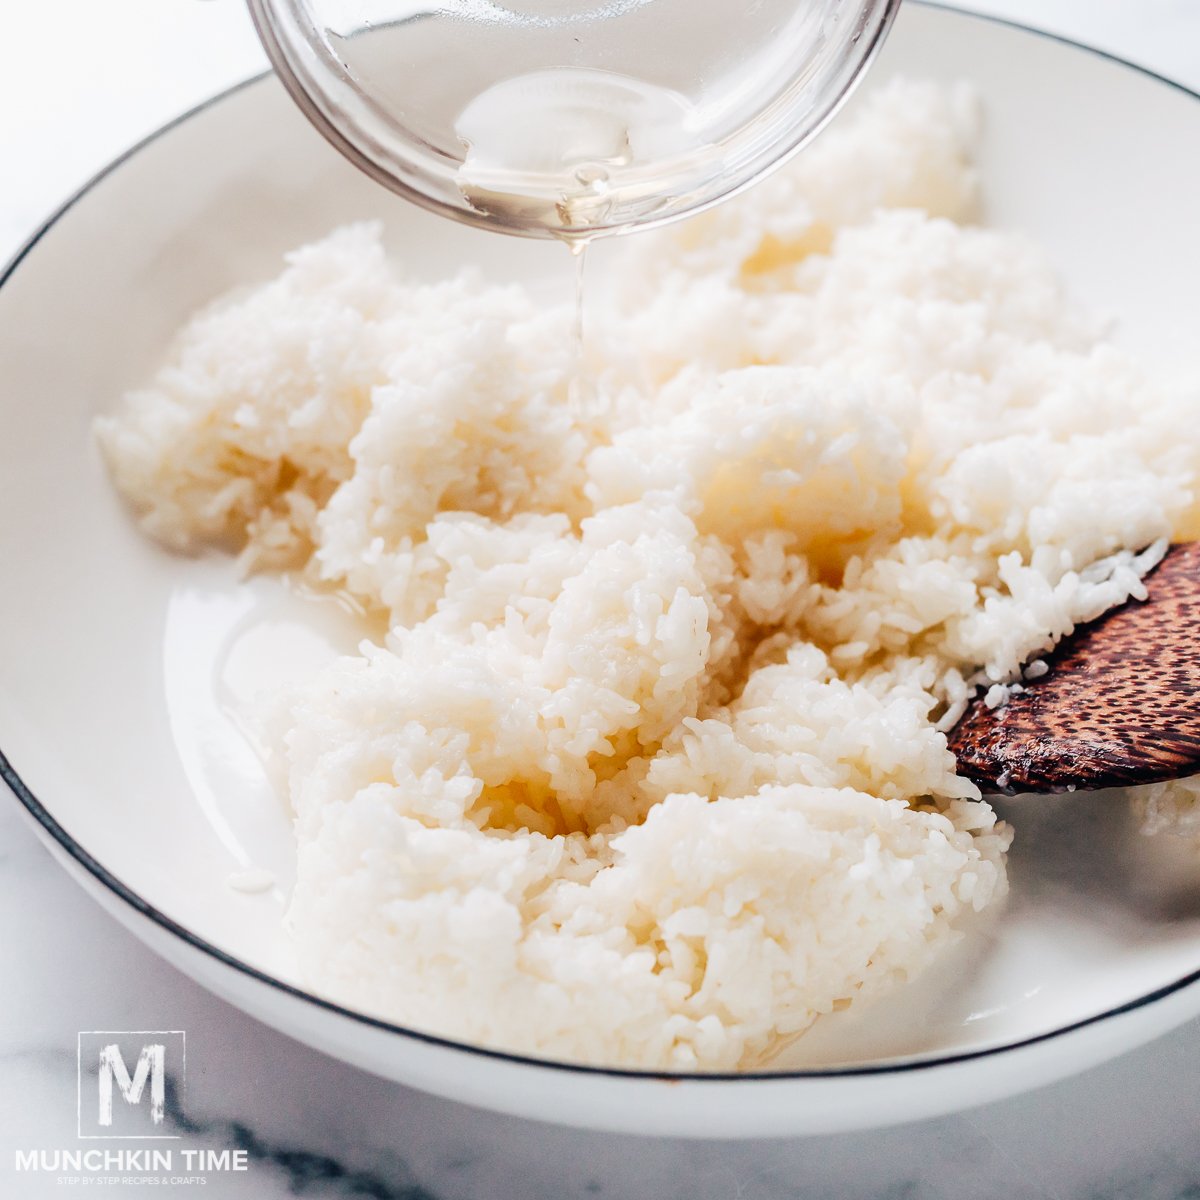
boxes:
[247,0,900,238]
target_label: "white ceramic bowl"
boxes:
[4,3,1200,1138]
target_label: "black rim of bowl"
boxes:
[3,1,1200,1087]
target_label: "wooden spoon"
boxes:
[948,542,1200,794]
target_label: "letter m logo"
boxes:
[78,1031,185,1139]
[99,1043,164,1126]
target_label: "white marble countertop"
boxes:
[3,2,1200,1196]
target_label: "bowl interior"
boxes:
[3,2,1200,1072]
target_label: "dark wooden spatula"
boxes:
[948,542,1200,794]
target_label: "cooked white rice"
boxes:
[96,79,1200,1070]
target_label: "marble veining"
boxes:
[3,2,1200,1197]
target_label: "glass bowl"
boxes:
[246,0,901,239]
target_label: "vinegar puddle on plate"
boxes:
[162,566,370,907]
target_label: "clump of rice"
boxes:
[1133,778,1200,844]
[96,79,1200,1070]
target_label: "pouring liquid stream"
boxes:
[565,236,593,409]
[569,236,587,349]
[452,66,707,412]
